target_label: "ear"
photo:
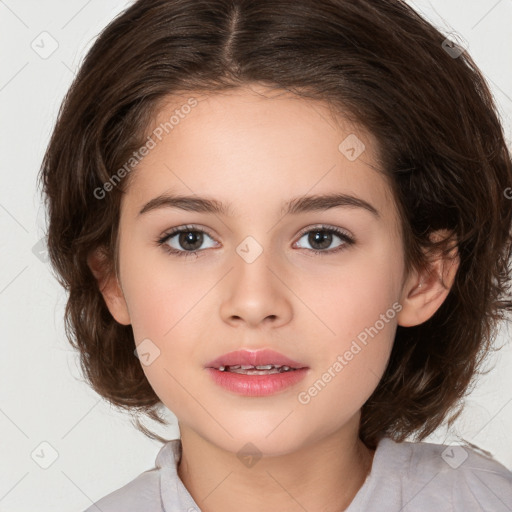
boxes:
[397,229,459,327]
[87,247,131,325]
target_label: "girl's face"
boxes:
[111,85,410,455]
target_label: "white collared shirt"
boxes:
[83,436,512,511]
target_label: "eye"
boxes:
[156,224,355,259]
[294,226,355,255]
[157,225,218,258]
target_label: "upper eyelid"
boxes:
[160,224,216,240]
[296,224,353,239]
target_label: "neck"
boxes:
[177,417,375,512]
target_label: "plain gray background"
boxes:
[0,0,511,510]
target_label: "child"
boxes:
[39,0,512,510]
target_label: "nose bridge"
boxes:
[232,234,279,294]
[219,234,292,326]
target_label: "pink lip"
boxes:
[206,367,309,397]
[205,349,307,369]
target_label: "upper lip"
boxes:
[206,349,307,369]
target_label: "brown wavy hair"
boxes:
[38,0,512,448]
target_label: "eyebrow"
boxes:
[138,192,380,218]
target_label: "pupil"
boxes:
[180,231,202,251]
[310,230,332,250]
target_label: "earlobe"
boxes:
[397,230,459,328]
[87,248,131,326]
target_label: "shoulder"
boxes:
[82,467,162,512]
[380,437,512,511]
[81,438,202,512]
[81,439,184,512]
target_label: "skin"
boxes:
[89,84,459,512]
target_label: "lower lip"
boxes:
[206,367,309,397]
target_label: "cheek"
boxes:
[304,248,402,340]
[120,245,212,401]
[298,247,401,391]
[296,275,398,429]
[120,243,208,340]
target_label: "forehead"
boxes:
[122,85,399,227]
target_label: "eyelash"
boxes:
[156,224,355,259]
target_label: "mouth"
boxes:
[205,349,309,396]
[206,349,308,374]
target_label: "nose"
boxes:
[219,246,293,328]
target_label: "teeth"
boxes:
[216,364,295,373]
[229,368,282,375]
